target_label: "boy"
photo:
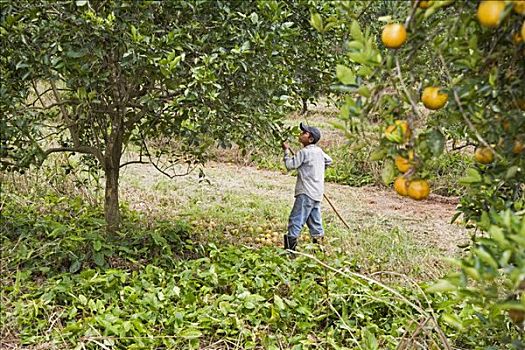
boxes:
[282,122,332,251]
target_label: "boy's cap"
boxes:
[300,122,321,144]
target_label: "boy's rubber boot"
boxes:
[312,236,323,244]
[284,234,298,257]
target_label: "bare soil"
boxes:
[120,160,469,258]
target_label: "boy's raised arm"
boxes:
[283,147,305,170]
[324,151,333,168]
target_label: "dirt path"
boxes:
[120,161,469,257]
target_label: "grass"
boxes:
[1,168,520,349]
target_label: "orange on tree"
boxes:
[502,119,511,131]
[512,31,523,44]
[515,0,525,15]
[394,176,410,196]
[381,23,407,49]
[407,179,430,200]
[518,97,525,111]
[395,154,412,173]
[412,0,431,9]
[508,309,525,325]
[477,1,505,28]
[422,86,448,110]
[419,1,431,9]
[474,146,495,164]
[513,139,525,154]
[384,120,411,143]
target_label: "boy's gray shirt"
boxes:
[284,144,332,201]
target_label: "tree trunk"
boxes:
[104,133,123,234]
[104,162,120,234]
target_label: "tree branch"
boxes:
[50,80,82,147]
[394,56,422,147]
[31,80,47,108]
[119,160,149,168]
[27,100,76,111]
[139,133,198,178]
[405,0,420,29]
[437,53,502,160]
[43,146,101,157]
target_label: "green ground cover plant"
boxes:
[1,182,521,349]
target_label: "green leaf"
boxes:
[93,252,105,267]
[180,328,202,339]
[347,40,364,51]
[478,211,490,231]
[506,166,519,179]
[350,20,364,42]
[336,65,355,85]
[363,328,378,350]
[93,240,102,252]
[357,65,373,77]
[76,0,88,6]
[357,86,371,98]
[310,13,323,32]
[459,168,482,184]
[348,52,368,65]
[427,279,457,293]
[69,260,82,273]
[370,148,387,161]
[462,266,480,281]
[274,295,285,310]
[499,250,512,266]
[442,313,464,330]
[499,302,525,312]
[65,50,85,58]
[489,225,507,246]
[474,248,499,270]
[339,104,350,120]
[250,12,259,24]
[381,159,395,186]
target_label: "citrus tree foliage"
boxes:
[316,0,525,344]
[0,0,342,231]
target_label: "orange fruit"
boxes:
[474,147,495,164]
[395,155,412,173]
[513,32,523,44]
[421,87,448,110]
[502,119,511,131]
[419,1,431,9]
[518,98,525,111]
[522,21,525,41]
[381,23,407,49]
[515,1,525,15]
[513,140,525,154]
[407,180,430,200]
[394,176,410,196]
[477,1,505,28]
[508,309,525,324]
[412,0,431,9]
[384,120,411,143]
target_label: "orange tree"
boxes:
[0,0,344,232]
[317,0,524,346]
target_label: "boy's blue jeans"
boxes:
[287,194,324,239]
